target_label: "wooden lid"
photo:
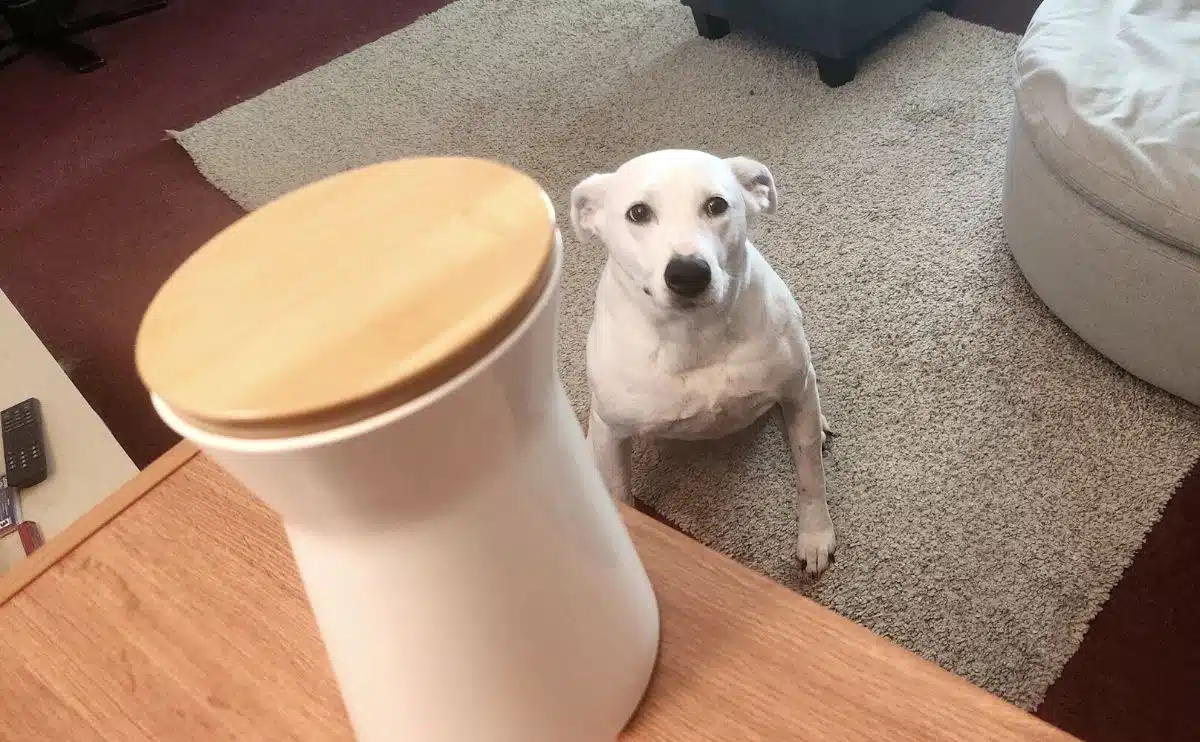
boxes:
[136,157,555,438]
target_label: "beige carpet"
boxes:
[176,0,1200,709]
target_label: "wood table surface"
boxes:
[0,443,1076,741]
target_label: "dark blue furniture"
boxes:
[680,0,951,87]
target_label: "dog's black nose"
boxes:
[664,255,712,298]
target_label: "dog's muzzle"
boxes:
[663,255,711,300]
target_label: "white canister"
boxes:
[136,158,660,742]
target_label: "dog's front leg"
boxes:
[780,370,837,578]
[586,403,633,504]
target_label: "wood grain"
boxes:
[134,158,555,437]
[0,441,195,606]
[0,454,1076,741]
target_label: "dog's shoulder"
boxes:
[737,246,807,332]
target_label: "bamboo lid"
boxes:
[136,157,556,438]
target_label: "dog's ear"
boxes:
[725,157,778,216]
[569,173,612,242]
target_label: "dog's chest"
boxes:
[596,339,795,440]
[653,366,781,439]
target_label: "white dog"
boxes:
[570,149,837,577]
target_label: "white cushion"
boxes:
[1014,0,1200,255]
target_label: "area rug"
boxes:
[174,0,1200,710]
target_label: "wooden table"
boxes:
[0,444,1076,741]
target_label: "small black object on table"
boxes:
[682,0,955,88]
[1,0,169,74]
[2,398,48,490]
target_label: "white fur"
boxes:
[571,149,837,578]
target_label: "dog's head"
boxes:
[570,149,777,311]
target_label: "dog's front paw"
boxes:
[819,413,838,454]
[796,515,836,578]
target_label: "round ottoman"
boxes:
[1003,0,1200,405]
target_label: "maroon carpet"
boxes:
[1,1,1196,739]
[0,0,445,466]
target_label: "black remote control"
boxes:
[2,398,48,489]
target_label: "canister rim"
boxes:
[135,157,556,438]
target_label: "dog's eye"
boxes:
[703,196,729,217]
[625,202,653,225]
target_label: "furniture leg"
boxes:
[814,54,858,87]
[41,37,104,73]
[0,0,170,73]
[691,9,730,39]
[63,0,170,35]
[0,40,28,68]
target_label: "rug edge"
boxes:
[168,129,254,210]
[1032,452,1200,711]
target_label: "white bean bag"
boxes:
[1003,0,1200,404]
